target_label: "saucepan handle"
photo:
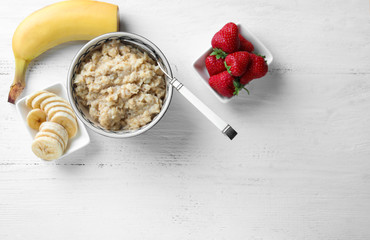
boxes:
[169,77,237,140]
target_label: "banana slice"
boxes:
[39,122,68,148]
[51,112,78,138]
[36,131,66,151]
[40,96,69,111]
[48,106,77,120]
[44,101,73,115]
[32,92,56,109]
[26,109,47,130]
[31,136,63,160]
[25,90,47,108]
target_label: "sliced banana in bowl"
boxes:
[25,90,47,108]
[44,101,73,115]
[32,136,64,161]
[35,130,66,151]
[50,112,78,139]
[39,121,69,148]
[25,89,78,139]
[31,92,57,109]
[48,106,77,120]
[40,96,70,112]
[16,83,88,161]
[26,109,47,130]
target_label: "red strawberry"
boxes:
[225,51,251,77]
[240,54,268,85]
[250,54,268,78]
[209,71,247,97]
[239,69,254,85]
[205,53,226,76]
[209,71,235,98]
[211,22,240,54]
[239,34,254,52]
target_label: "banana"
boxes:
[8,0,119,103]
[40,96,69,111]
[36,131,66,151]
[39,122,69,149]
[32,136,63,160]
[27,109,47,130]
[48,106,77,121]
[51,112,78,138]
[31,92,56,109]
[26,90,47,108]
[44,101,73,115]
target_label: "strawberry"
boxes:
[250,54,268,78]
[205,55,226,76]
[239,69,254,85]
[209,71,247,97]
[209,71,235,97]
[240,54,268,85]
[224,51,251,77]
[211,22,240,54]
[239,34,254,52]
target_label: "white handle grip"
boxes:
[170,78,237,140]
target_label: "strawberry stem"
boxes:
[243,86,250,95]
[224,61,231,75]
[233,79,250,95]
[210,48,227,59]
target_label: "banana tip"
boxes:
[8,83,24,104]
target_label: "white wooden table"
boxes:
[1,0,370,239]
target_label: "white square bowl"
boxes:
[193,24,273,103]
[16,82,90,160]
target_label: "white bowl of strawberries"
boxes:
[193,22,273,103]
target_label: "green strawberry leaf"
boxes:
[210,48,228,59]
[233,79,242,95]
[224,61,232,74]
[233,79,241,88]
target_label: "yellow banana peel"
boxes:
[8,0,119,103]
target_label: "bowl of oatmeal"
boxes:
[67,32,173,138]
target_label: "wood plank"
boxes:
[0,0,369,239]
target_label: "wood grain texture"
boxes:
[0,0,370,239]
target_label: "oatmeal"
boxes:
[74,39,166,130]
